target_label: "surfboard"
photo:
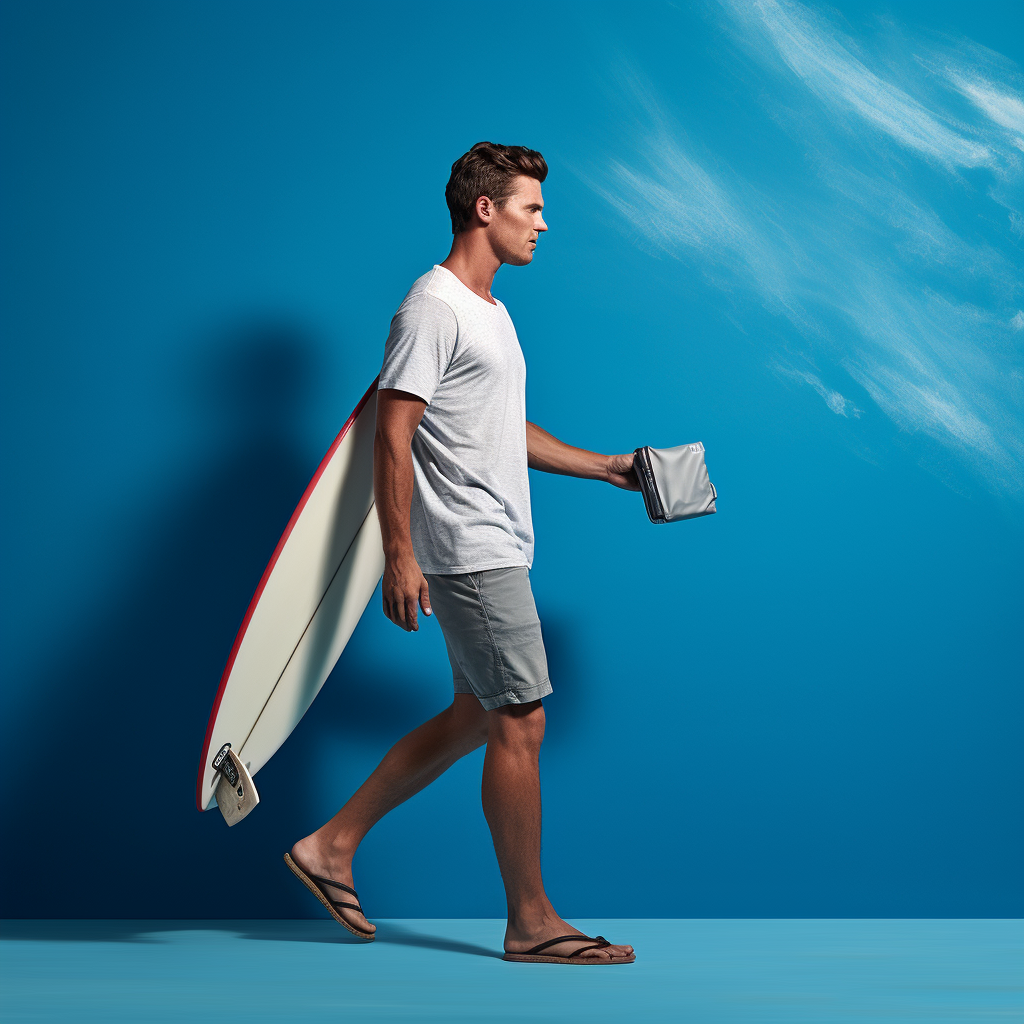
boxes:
[196,378,384,814]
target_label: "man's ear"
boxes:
[475,195,494,224]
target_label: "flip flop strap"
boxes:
[568,939,611,958]
[311,874,362,913]
[310,875,359,900]
[522,934,609,957]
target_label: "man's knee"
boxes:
[449,694,490,743]
[488,700,545,751]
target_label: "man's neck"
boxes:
[440,231,501,305]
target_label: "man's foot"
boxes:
[504,917,633,961]
[289,836,376,937]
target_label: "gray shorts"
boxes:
[425,567,552,711]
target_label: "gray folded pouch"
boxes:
[633,442,718,523]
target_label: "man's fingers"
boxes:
[393,589,407,628]
[387,586,419,632]
[606,453,641,490]
[381,569,431,632]
[610,471,640,491]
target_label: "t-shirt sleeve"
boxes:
[379,293,458,405]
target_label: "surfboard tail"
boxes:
[209,744,259,825]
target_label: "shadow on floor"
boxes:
[0,920,501,959]
[373,921,500,959]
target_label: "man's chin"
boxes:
[496,243,535,267]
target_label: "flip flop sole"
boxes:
[502,952,636,964]
[283,853,375,941]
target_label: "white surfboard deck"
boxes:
[196,378,384,813]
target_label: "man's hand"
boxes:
[382,551,432,631]
[606,452,640,491]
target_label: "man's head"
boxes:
[445,142,548,265]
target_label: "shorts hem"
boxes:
[475,677,553,711]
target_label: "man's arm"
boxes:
[374,388,432,631]
[526,421,639,491]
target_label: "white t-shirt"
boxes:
[378,265,534,574]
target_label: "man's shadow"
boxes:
[0,919,501,958]
[0,322,431,921]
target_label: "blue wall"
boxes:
[1,0,1021,919]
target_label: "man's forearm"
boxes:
[525,421,611,481]
[373,430,417,558]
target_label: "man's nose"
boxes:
[537,217,548,232]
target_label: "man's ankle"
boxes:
[296,831,359,865]
[506,899,559,935]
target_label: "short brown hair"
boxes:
[445,142,548,235]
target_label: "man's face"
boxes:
[488,175,547,266]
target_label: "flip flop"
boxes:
[503,934,635,964]
[283,852,375,940]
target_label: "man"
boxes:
[287,142,637,964]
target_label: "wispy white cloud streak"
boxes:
[950,74,1024,141]
[588,4,1024,494]
[581,74,805,323]
[837,273,1021,479]
[776,363,862,417]
[718,0,1002,171]
[923,37,1024,163]
[584,76,784,292]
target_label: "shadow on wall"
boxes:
[0,324,419,918]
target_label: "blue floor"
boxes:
[2,919,1021,1022]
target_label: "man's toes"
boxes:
[344,911,374,933]
[579,945,611,959]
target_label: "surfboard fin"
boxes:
[211,744,259,826]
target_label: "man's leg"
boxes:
[290,693,489,934]
[484,700,634,961]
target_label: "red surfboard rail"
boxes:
[196,376,379,811]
